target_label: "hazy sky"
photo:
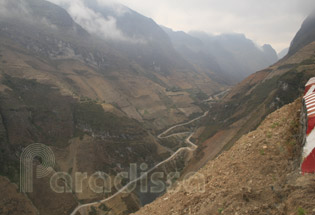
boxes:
[109,0,315,53]
[49,0,315,53]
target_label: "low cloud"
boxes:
[112,0,315,52]
[0,0,31,18]
[48,0,143,43]
[68,0,126,40]
[0,0,59,29]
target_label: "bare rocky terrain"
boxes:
[133,99,315,215]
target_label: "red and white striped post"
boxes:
[301,77,315,174]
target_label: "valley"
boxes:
[71,108,209,215]
[0,0,315,215]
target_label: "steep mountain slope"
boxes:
[278,47,289,59]
[0,0,303,214]
[0,0,216,214]
[133,99,315,215]
[79,0,192,75]
[185,11,315,174]
[0,0,88,36]
[163,27,278,82]
[288,11,315,56]
[0,0,222,130]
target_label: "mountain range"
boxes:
[163,27,278,82]
[0,0,313,215]
[133,9,315,215]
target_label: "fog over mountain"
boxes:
[90,0,315,53]
[163,27,278,82]
[288,10,315,56]
[278,47,289,59]
[2,1,315,215]
[40,0,279,82]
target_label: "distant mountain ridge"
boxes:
[162,27,278,82]
[289,10,315,56]
[184,10,315,180]
[48,0,278,83]
[278,47,289,59]
[0,0,291,214]
[132,9,315,215]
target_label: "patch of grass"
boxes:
[73,69,89,75]
[288,141,296,146]
[300,59,315,65]
[218,208,224,214]
[68,168,73,174]
[89,206,97,215]
[99,203,110,212]
[166,86,181,92]
[271,122,280,128]
[193,91,209,101]
[297,207,306,215]
[198,124,221,144]
[74,101,144,137]
[78,199,85,204]
[260,149,265,155]
[277,64,297,70]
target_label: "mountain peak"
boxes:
[0,0,88,36]
[288,10,315,56]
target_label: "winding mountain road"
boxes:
[158,111,209,139]
[70,111,208,215]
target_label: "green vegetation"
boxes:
[260,149,265,155]
[271,122,280,128]
[73,69,89,75]
[160,137,187,152]
[145,72,167,88]
[74,100,144,136]
[166,86,181,92]
[68,167,73,174]
[89,206,97,215]
[99,203,110,212]
[199,61,315,150]
[193,91,209,101]
[297,207,306,215]
[198,124,221,144]
[277,64,298,70]
[288,141,296,146]
[300,58,315,65]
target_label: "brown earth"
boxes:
[191,41,315,183]
[0,176,38,215]
[132,99,315,215]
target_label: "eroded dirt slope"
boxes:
[133,99,315,215]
